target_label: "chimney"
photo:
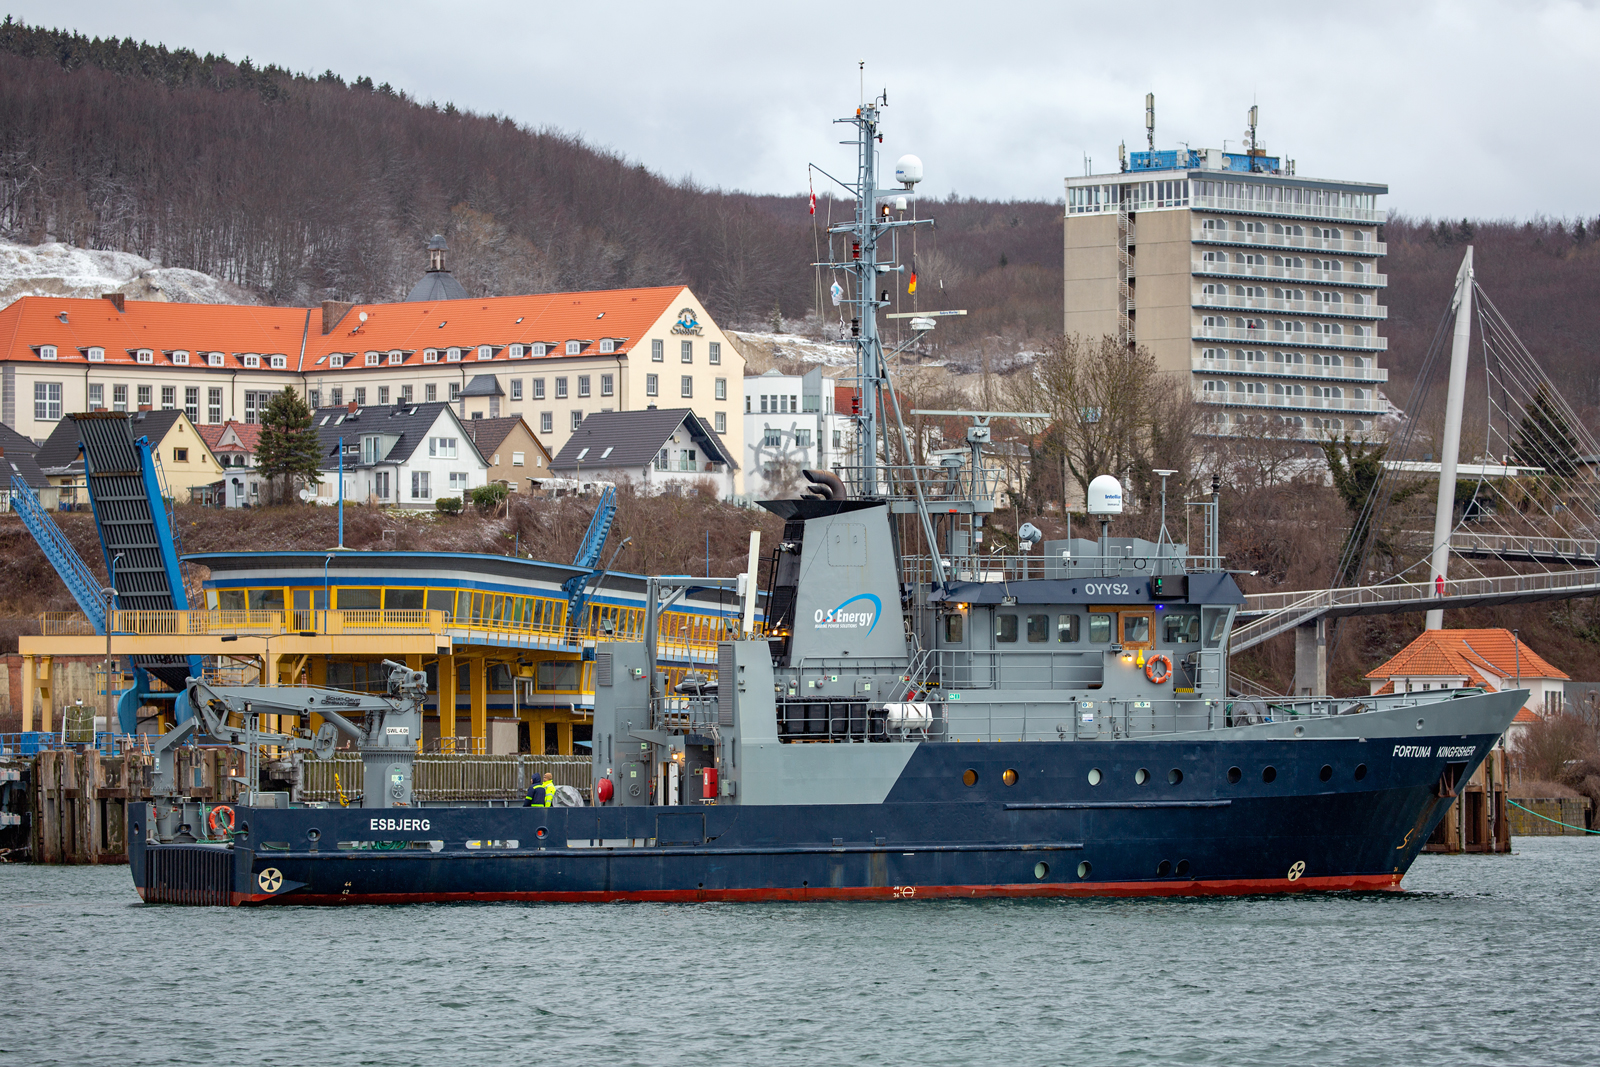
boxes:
[138,404,152,412]
[322,300,355,335]
[102,292,126,313]
[348,400,359,413]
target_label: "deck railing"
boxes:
[299,753,593,804]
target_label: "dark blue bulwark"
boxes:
[131,731,1497,905]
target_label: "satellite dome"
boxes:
[1087,475,1124,516]
[894,154,924,186]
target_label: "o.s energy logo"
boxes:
[814,594,881,635]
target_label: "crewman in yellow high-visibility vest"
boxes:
[523,772,557,807]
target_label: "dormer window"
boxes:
[423,349,438,363]
[387,350,404,365]
[365,351,380,367]
[269,354,287,369]
[477,345,494,361]
[39,344,57,360]
[329,354,345,368]
[509,344,525,359]
[135,349,154,364]
[446,347,461,362]
[566,341,582,355]
[86,347,105,362]
[207,352,225,368]
[171,350,189,365]
[599,339,616,354]
[242,354,260,368]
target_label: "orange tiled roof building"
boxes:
[0,237,745,492]
[1365,628,1568,743]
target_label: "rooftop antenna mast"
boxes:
[1145,92,1155,152]
[1245,103,1260,169]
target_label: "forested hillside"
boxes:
[0,18,1061,351]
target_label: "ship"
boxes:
[129,96,1520,905]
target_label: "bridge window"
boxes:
[995,614,1018,643]
[1057,614,1079,643]
[1163,614,1201,644]
[1088,613,1112,643]
[1120,612,1152,646]
[1026,615,1049,643]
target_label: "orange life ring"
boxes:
[1144,654,1173,686]
[207,805,236,836]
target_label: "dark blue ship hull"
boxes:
[130,732,1497,905]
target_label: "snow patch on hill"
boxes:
[0,240,257,306]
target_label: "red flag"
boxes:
[908,271,918,294]
[809,189,816,216]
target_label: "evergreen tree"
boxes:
[1513,383,1581,480]
[255,388,322,504]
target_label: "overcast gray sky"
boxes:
[17,0,1598,219]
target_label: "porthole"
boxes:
[238,821,250,836]
[962,768,979,787]
[536,826,548,839]
[1227,766,1242,784]
[1262,766,1277,784]
[1087,768,1102,786]
[1354,763,1368,781]
[1168,768,1183,786]
[1135,768,1149,785]
[307,828,321,841]
[1176,859,1190,876]
[1416,718,1425,730]
[1157,859,1172,876]
[1077,861,1092,879]
[1319,765,1333,783]
[1002,769,1019,786]
[1034,861,1050,880]
[700,882,706,888]
[1293,725,1305,738]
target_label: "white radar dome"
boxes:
[1087,475,1124,516]
[894,154,924,186]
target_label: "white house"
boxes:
[313,401,488,509]
[743,368,855,499]
[550,408,737,499]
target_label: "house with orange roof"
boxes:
[197,421,264,506]
[1365,627,1569,747]
[0,238,746,492]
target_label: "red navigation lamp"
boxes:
[850,395,861,415]
[852,242,861,260]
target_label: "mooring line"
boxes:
[1507,797,1600,835]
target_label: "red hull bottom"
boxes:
[232,872,1404,906]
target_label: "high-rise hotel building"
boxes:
[1064,147,1389,436]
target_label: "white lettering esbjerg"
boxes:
[368,817,431,832]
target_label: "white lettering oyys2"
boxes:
[370,818,431,832]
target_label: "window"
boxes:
[38,345,56,361]
[411,471,431,499]
[374,471,390,499]
[599,338,615,354]
[185,387,200,420]
[709,341,721,365]
[354,387,367,406]
[511,379,523,401]
[646,374,658,397]
[531,378,545,400]
[173,448,188,462]
[34,382,61,420]
[714,377,727,400]
[509,344,524,359]
[110,384,127,412]
[681,376,693,398]
[763,428,782,447]
[429,437,458,459]
[1057,614,1079,643]
[715,411,726,433]
[655,449,669,471]
[171,350,189,366]
[364,352,380,367]
[996,614,1018,643]
[378,386,390,405]
[161,386,176,410]
[565,341,581,356]
[448,471,470,494]
[135,349,154,364]
[600,374,613,397]
[425,383,437,402]
[1121,613,1152,645]
[137,385,151,408]
[361,435,382,464]
[578,375,591,398]
[944,613,964,642]
[1088,613,1112,643]
[512,451,525,466]
[571,410,583,430]
[401,384,413,403]
[446,348,461,362]
[540,412,553,434]
[423,349,439,363]
[86,347,105,362]
[555,377,568,399]
[794,429,811,447]
[681,340,693,363]
[652,339,664,362]
[1026,614,1049,643]
[478,345,494,361]
[449,383,460,401]
[88,383,104,409]
[1164,614,1201,643]
[203,386,221,423]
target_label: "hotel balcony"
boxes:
[1195,292,1387,321]
[1191,356,1389,383]
[1194,257,1386,288]
[1196,390,1389,413]
[1190,192,1386,225]
[1191,225,1385,257]
[1195,325,1388,351]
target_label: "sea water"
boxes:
[1,837,1595,1066]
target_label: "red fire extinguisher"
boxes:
[702,766,718,800]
